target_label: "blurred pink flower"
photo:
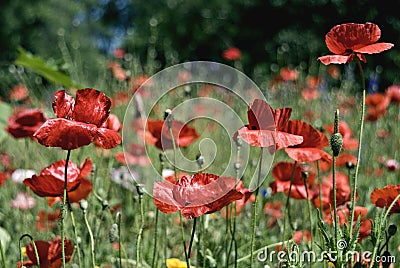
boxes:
[10,192,35,210]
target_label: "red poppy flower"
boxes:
[34,88,122,150]
[365,93,391,121]
[318,22,394,65]
[312,171,350,210]
[107,61,127,81]
[370,185,400,215]
[130,75,152,95]
[0,172,9,185]
[324,121,358,150]
[153,173,243,219]
[94,114,121,148]
[5,108,46,139]
[270,162,315,199]
[23,158,92,197]
[386,84,400,104]
[264,201,284,228]
[47,177,93,207]
[221,180,255,217]
[236,99,303,149]
[37,210,61,231]
[113,48,125,58]
[280,67,298,81]
[18,237,74,268]
[283,120,332,162]
[115,143,150,166]
[9,83,29,101]
[222,47,241,61]
[324,205,371,241]
[301,87,319,101]
[293,230,312,244]
[319,153,357,172]
[146,119,199,150]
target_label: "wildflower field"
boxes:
[0,2,400,268]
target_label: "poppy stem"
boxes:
[69,204,83,267]
[303,175,314,255]
[136,188,145,268]
[250,147,263,268]
[332,154,339,246]
[188,217,197,259]
[316,161,323,218]
[61,149,71,268]
[82,202,96,268]
[281,161,297,244]
[167,117,191,267]
[19,234,40,267]
[117,212,123,268]
[349,59,366,242]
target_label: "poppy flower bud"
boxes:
[164,109,173,128]
[196,154,204,167]
[109,223,119,243]
[235,135,243,147]
[302,171,309,181]
[330,133,343,157]
[136,185,144,195]
[346,161,355,170]
[234,162,241,170]
[388,224,397,236]
[79,200,88,211]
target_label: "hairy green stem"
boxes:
[282,161,297,243]
[370,194,400,267]
[250,148,263,268]
[61,149,71,268]
[136,191,144,268]
[350,59,366,241]
[0,240,5,268]
[117,212,122,268]
[69,205,83,267]
[19,234,39,267]
[83,207,96,268]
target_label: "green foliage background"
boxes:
[1,0,400,93]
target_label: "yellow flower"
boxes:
[21,247,27,257]
[166,258,195,268]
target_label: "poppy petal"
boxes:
[285,147,332,162]
[247,99,275,130]
[26,241,50,266]
[73,88,111,127]
[318,55,351,65]
[52,90,75,118]
[79,158,93,177]
[95,128,122,149]
[153,181,180,214]
[34,118,97,150]
[284,120,328,148]
[275,131,304,150]
[23,174,77,197]
[274,108,292,131]
[237,127,276,147]
[354,43,394,54]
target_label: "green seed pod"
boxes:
[330,133,343,157]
